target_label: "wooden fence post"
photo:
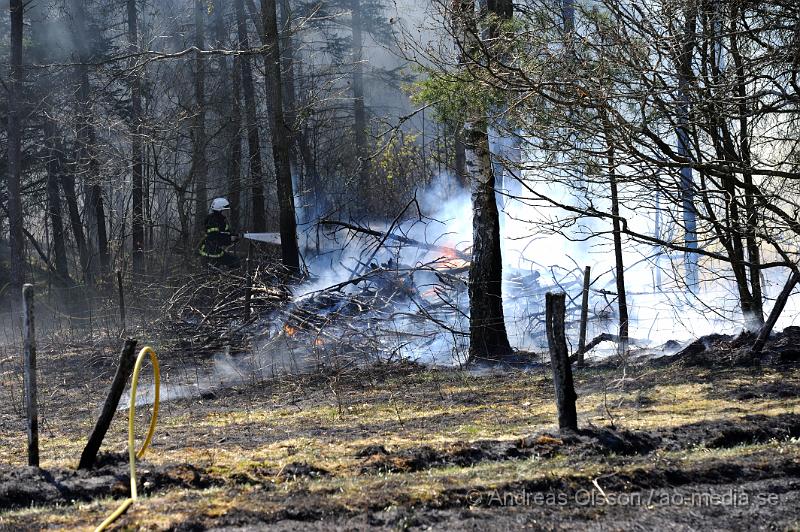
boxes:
[546,292,578,432]
[22,284,39,467]
[78,339,138,469]
[577,266,591,366]
[244,242,253,322]
[116,270,126,333]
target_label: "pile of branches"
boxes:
[256,262,462,371]
[162,261,292,352]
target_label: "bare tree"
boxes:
[235,0,267,232]
[128,0,145,273]
[7,0,25,292]
[261,0,301,271]
[193,0,209,240]
[351,0,369,203]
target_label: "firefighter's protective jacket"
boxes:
[199,211,232,258]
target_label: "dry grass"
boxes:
[1,359,799,530]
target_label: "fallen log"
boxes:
[319,220,470,261]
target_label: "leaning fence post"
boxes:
[78,339,138,469]
[577,266,591,366]
[22,284,39,467]
[546,292,578,433]
[116,270,126,333]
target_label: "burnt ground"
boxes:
[0,331,799,530]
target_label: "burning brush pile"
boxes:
[258,257,471,370]
[160,218,617,372]
[249,221,614,371]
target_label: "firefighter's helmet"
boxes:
[210,197,230,212]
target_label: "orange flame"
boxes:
[284,324,297,337]
[435,245,470,270]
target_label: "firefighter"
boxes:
[199,197,240,268]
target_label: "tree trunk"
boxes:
[351,0,369,207]
[44,119,71,285]
[279,0,300,179]
[229,55,244,234]
[602,113,629,352]
[261,0,301,272]
[730,5,763,328]
[466,118,513,363]
[608,148,629,351]
[454,125,467,188]
[72,0,109,280]
[75,67,101,281]
[61,165,90,282]
[78,339,138,469]
[577,265,590,365]
[676,0,699,290]
[235,0,267,232]
[193,0,209,240]
[7,0,26,292]
[128,0,145,274]
[89,176,110,279]
[464,0,513,364]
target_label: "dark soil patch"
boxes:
[360,429,660,474]
[277,462,330,480]
[441,456,800,508]
[355,444,389,458]
[656,413,800,450]
[707,380,800,401]
[359,440,525,474]
[666,326,800,367]
[0,460,218,511]
[360,413,800,475]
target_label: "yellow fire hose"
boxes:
[95,346,161,532]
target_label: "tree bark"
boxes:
[235,0,267,232]
[22,285,39,466]
[193,0,209,240]
[261,0,301,272]
[7,0,25,292]
[279,0,300,178]
[466,118,513,363]
[128,0,145,274]
[454,125,467,188]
